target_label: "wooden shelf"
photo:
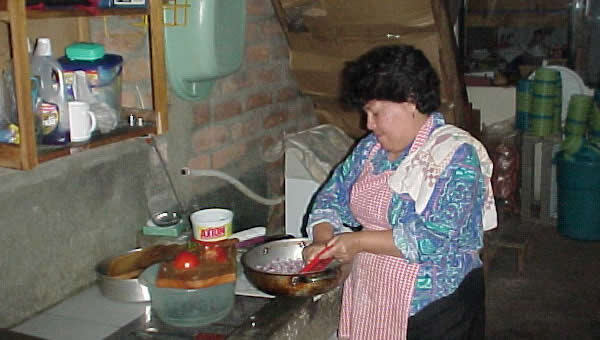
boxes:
[465,12,568,28]
[0,116,157,169]
[0,142,21,169]
[38,124,156,163]
[0,7,148,21]
[0,0,168,170]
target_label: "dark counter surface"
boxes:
[104,287,341,340]
[0,329,46,340]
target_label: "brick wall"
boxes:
[186,0,318,171]
[90,0,318,230]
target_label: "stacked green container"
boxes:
[564,94,592,137]
[590,90,600,145]
[529,68,559,136]
[553,75,562,133]
[516,79,532,131]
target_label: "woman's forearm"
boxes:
[312,222,334,243]
[358,229,404,258]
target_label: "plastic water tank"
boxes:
[163,0,246,100]
[557,149,600,240]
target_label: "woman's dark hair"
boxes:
[341,44,440,114]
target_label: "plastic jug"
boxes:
[31,37,54,78]
[38,60,69,144]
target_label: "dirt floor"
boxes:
[485,217,600,339]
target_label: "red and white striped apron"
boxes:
[339,144,420,340]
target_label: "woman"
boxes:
[303,45,497,340]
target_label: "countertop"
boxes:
[13,234,342,340]
[0,329,46,340]
[105,287,342,340]
[12,281,341,340]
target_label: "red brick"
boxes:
[266,159,284,194]
[277,87,298,102]
[121,87,152,109]
[193,102,211,126]
[302,97,315,113]
[285,125,299,134]
[246,92,273,111]
[212,143,248,169]
[271,44,289,59]
[99,31,147,55]
[219,72,252,95]
[231,118,261,139]
[192,125,229,152]
[252,67,281,84]
[298,118,319,132]
[122,57,150,82]
[121,90,137,108]
[245,22,261,42]
[285,99,302,121]
[214,99,243,121]
[263,18,284,36]
[246,44,270,63]
[263,110,288,129]
[262,133,283,155]
[247,0,273,16]
[188,154,211,169]
[140,89,153,109]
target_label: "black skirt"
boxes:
[406,267,485,340]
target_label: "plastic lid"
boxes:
[65,42,105,61]
[58,54,123,71]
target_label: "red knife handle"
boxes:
[300,244,333,273]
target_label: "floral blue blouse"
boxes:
[306,113,486,316]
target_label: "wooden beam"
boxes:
[148,0,168,134]
[432,0,468,128]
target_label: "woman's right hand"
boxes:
[303,222,334,262]
[302,241,328,262]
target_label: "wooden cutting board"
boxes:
[156,239,239,289]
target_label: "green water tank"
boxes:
[556,150,600,240]
[164,0,246,101]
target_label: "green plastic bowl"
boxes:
[139,264,235,327]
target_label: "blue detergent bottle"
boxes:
[32,37,70,145]
[38,59,69,145]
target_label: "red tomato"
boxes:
[173,251,199,270]
[205,246,228,263]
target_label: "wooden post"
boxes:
[149,0,168,134]
[8,0,37,169]
[431,0,469,128]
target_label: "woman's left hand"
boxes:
[323,232,362,264]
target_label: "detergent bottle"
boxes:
[31,38,54,78]
[37,58,69,145]
[30,37,69,144]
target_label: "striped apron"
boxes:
[339,144,420,340]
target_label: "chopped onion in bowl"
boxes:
[254,258,305,274]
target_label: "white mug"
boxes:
[68,101,96,142]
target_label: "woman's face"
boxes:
[363,100,424,158]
